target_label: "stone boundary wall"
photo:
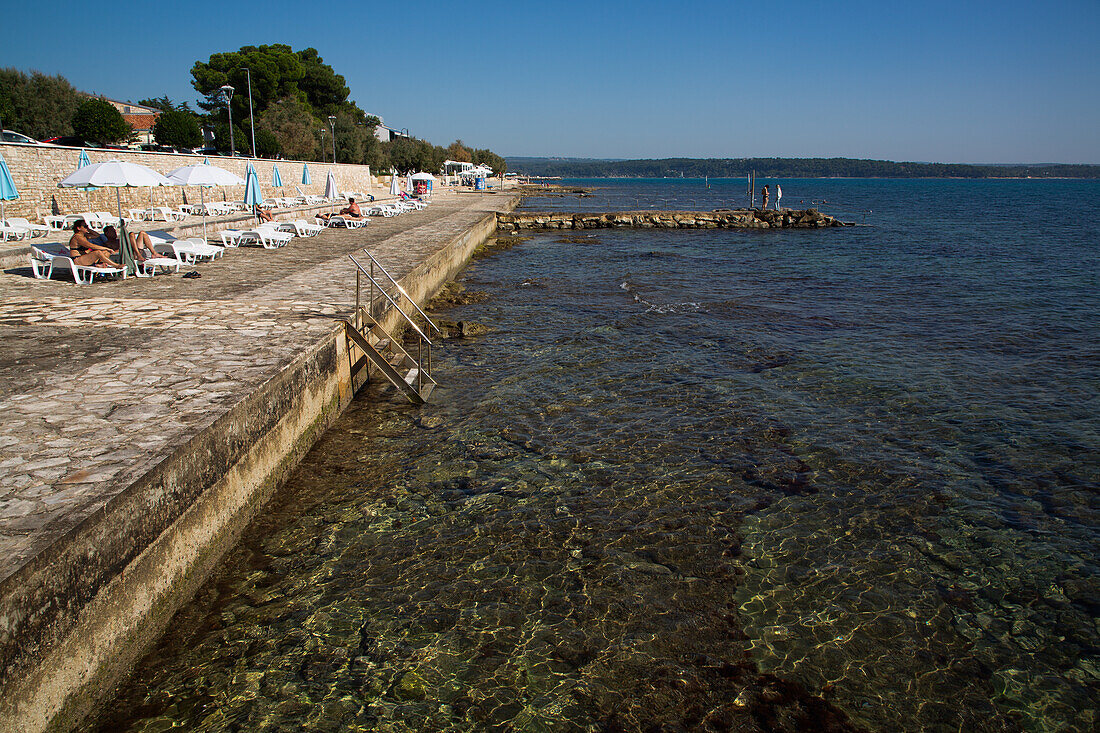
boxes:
[497,208,850,231]
[0,142,392,221]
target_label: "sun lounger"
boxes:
[4,218,50,238]
[146,232,224,263]
[318,215,367,229]
[220,227,292,249]
[277,219,325,237]
[29,243,127,283]
[147,206,187,222]
[1,223,31,241]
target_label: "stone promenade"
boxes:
[0,190,515,586]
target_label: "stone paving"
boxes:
[0,190,517,584]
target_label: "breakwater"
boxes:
[496,208,850,231]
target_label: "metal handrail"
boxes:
[354,248,441,336]
[349,254,433,346]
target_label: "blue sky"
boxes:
[3,0,1098,162]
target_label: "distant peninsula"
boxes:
[505,157,1100,179]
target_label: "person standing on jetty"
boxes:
[761,185,770,210]
[775,184,782,210]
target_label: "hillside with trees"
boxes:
[506,157,1100,179]
[1,49,507,173]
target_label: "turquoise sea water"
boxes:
[94,179,1099,731]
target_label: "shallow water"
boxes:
[94,180,1099,732]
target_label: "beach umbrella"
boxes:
[75,149,96,209]
[243,163,263,214]
[272,163,283,188]
[324,170,338,214]
[165,163,245,241]
[0,152,18,223]
[58,159,173,275]
[302,163,311,186]
[389,175,400,196]
[203,157,210,165]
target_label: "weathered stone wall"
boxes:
[497,208,850,231]
[0,142,390,220]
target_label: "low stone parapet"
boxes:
[496,208,850,231]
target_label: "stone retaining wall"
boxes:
[496,208,850,231]
[0,142,390,221]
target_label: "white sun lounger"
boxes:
[29,243,127,283]
[146,232,225,263]
[277,219,325,237]
[4,218,49,238]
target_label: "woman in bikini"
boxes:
[68,221,120,268]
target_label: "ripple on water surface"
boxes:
[94,181,1099,732]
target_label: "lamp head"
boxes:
[219,84,235,101]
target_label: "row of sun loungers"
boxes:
[21,193,431,284]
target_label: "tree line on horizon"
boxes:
[1,48,506,174]
[505,157,1100,179]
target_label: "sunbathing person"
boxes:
[254,205,275,223]
[317,198,363,222]
[68,220,120,269]
[96,225,161,262]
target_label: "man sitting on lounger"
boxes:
[317,198,363,222]
[68,220,120,269]
[94,225,159,262]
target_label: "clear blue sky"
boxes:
[3,0,1098,163]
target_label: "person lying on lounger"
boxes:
[68,220,120,269]
[317,198,363,222]
[95,225,160,262]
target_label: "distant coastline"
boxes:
[506,157,1100,179]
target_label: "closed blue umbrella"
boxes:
[203,157,210,165]
[272,163,283,188]
[301,163,311,185]
[243,162,263,211]
[0,152,18,222]
[76,149,96,207]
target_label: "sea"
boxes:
[93,178,1099,732]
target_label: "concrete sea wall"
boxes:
[497,208,850,230]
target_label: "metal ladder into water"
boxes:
[346,250,440,404]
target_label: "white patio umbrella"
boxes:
[165,163,245,241]
[324,170,338,214]
[389,175,400,196]
[58,159,173,275]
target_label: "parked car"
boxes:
[3,130,43,144]
[41,136,93,147]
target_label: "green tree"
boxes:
[253,128,281,158]
[153,109,203,148]
[139,96,194,113]
[0,68,84,139]
[445,139,471,163]
[72,98,132,145]
[210,120,251,156]
[258,98,319,161]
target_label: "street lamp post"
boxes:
[244,68,256,158]
[219,84,235,157]
[328,115,336,164]
[319,128,326,163]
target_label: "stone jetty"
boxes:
[496,208,851,231]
